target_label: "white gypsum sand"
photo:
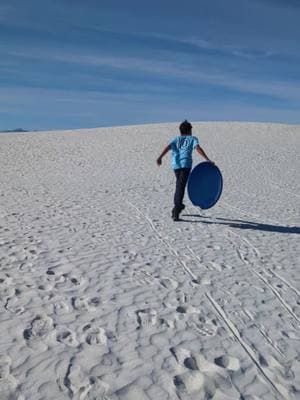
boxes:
[0,122,299,400]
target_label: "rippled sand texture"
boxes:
[0,122,299,400]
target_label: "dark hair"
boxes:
[179,120,192,135]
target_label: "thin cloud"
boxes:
[6,47,300,103]
[1,85,299,127]
[79,28,275,60]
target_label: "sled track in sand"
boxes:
[127,198,296,399]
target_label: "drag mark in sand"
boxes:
[269,179,300,199]
[257,326,286,359]
[268,269,300,298]
[186,246,210,271]
[206,292,289,400]
[127,200,197,281]
[232,235,300,325]
[220,219,300,326]
[226,228,260,257]
[251,269,300,325]
[241,309,286,358]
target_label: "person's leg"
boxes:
[173,168,191,219]
[177,168,191,207]
[173,169,180,206]
[172,169,180,219]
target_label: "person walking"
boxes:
[156,120,214,221]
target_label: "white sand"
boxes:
[0,122,299,400]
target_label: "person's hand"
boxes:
[156,157,162,166]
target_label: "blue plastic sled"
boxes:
[187,162,223,209]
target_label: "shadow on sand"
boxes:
[180,214,300,235]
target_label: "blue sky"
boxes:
[0,0,300,130]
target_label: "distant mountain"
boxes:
[0,128,29,133]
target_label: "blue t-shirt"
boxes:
[169,135,199,170]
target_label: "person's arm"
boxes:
[156,144,171,166]
[195,144,214,164]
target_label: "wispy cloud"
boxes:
[70,27,275,61]
[136,32,274,59]
[5,47,300,103]
[1,85,299,129]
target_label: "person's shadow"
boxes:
[180,214,300,234]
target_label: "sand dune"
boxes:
[0,122,299,399]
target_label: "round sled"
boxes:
[187,162,223,209]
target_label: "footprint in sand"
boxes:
[23,314,55,350]
[53,298,69,315]
[3,290,25,315]
[52,272,86,291]
[19,261,35,272]
[46,269,55,276]
[0,355,19,400]
[282,330,300,340]
[209,261,225,272]
[176,304,199,314]
[171,347,241,398]
[57,329,78,347]
[189,322,218,337]
[171,347,212,397]
[64,361,90,398]
[24,314,54,339]
[86,377,110,400]
[0,284,15,305]
[64,359,110,399]
[192,276,211,286]
[136,308,157,329]
[159,317,176,329]
[235,280,250,288]
[85,327,107,346]
[173,370,206,396]
[133,271,179,290]
[38,282,54,291]
[48,260,75,276]
[72,296,101,312]
[187,314,219,337]
[132,269,156,286]
[0,355,11,381]
[0,275,13,285]
[64,275,85,288]
[214,355,240,371]
[159,276,178,290]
